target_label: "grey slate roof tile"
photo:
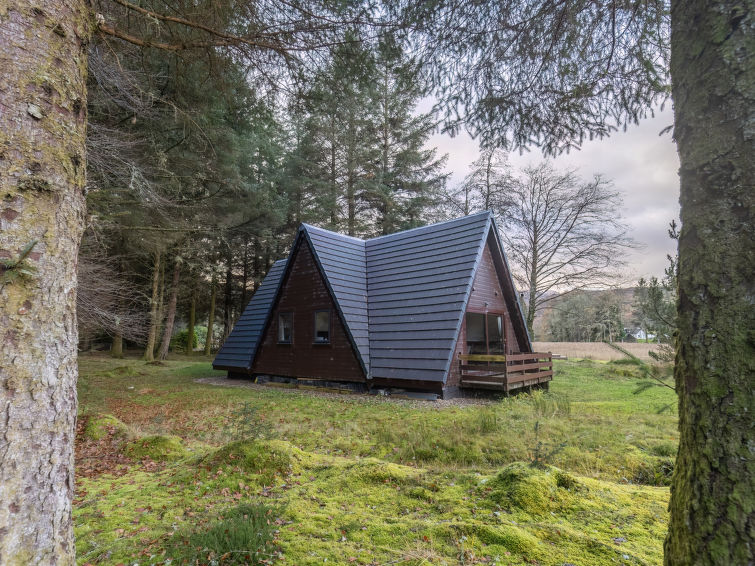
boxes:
[366,211,492,382]
[212,259,287,370]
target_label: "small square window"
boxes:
[314,310,330,343]
[278,312,293,343]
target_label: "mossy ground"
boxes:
[83,414,131,442]
[124,435,189,462]
[75,354,677,565]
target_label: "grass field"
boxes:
[74,354,677,565]
[533,342,663,361]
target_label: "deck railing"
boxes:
[459,352,553,393]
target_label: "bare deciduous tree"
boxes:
[444,149,511,217]
[77,244,148,348]
[497,163,638,333]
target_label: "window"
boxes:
[487,314,504,354]
[466,312,486,354]
[314,310,330,343]
[466,311,506,354]
[278,312,293,343]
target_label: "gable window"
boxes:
[278,312,293,343]
[314,310,330,344]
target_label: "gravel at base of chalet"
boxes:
[194,377,494,409]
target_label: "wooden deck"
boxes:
[459,352,553,393]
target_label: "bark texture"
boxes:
[143,251,161,361]
[110,333,123,358]
[186,283,197,356]
[0,1,89,564]
[665,0,754,563]
[157,258,180,361]
[204,275,217,355]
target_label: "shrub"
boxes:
[231,402,274,441]
[165,503,276,565]
[170,328,198,353]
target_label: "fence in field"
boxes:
[532,342,662,361]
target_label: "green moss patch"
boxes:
[471,523,541,555]
[202,439,306,483]
[105,365,140,378]
[82,413,130,441]
[344,459,417,486]
[486,462,583,515]
[124,435,188,461]
[75,357,675,565]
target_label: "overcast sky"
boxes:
[426,107,681,283]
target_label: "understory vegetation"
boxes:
[75,357,677,565]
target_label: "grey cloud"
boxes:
[426,107,680,281]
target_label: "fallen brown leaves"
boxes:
[75,415,133,481]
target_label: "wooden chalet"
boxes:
[213,212,552,399]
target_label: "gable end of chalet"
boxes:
[250,232,368,382]
[297,228,370,378]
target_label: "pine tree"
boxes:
[299,34,448,236]
[299,35,376,235]
[366,35,448,235]
[0,2,89,562]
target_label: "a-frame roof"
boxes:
[213,212,532,383]
[212,259,287,371]
[366,211,493,382]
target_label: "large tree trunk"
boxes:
[665,0,754,564]
[157,258,180,361]
[186,281,197,356]
[111,333,124,358]
[204,275,217,356]
[143,251,162,361]
[0,2,89,564]
[222,250,234,341]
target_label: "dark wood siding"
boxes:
[447,243,522,388]
[252,240,366,382]
[467,244,507,312]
